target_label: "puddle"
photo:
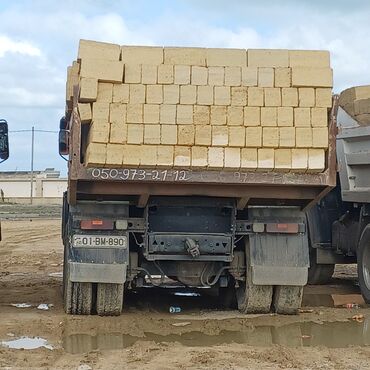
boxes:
[302,293,366,308]
[63,319,370,354]
[1,337,53,350]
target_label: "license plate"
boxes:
[72,234,127,248]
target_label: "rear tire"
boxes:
[358,225,370,303]
[273,286,303,315]
[96,283,124,316]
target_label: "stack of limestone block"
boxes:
[66,40,333,172]
[339,85,370,125]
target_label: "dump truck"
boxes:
[307,85,370,303]
[60,40,335,315]
[0,119,9,240]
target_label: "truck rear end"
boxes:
[60,41,335,315]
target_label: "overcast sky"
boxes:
[0,0,369,175]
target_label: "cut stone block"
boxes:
[195,125,212,146]
[241,67,258,86]
[262,127,279,147]
[296,127,313,147]
[197,86,214,105]
[140,145,157,167]
[109,103,126,125]
[177,105,193,124]
[178,125,195,145]
[194,105,210,125]
[180,85,197,104]
[227,106,244,126]
[210,106,227,125]
[164,47,206,66]
[291,148,308,172]
[174,65,190,84]
[89,120,110,143]
[97,83,113,102]
[161,124,177,144]
[312,127,329,148]
[260,107,277,126]
[289,50,330,68]
[315,88,332,108]
[208,66,224,86]
[214,86,231,105]
[244,107,260,126]
[224,67,241,86]
[228,126,245,147]
[274,68,291,88]
[311,107,328,127]
[291,67,333,87]
[294,108,311,127]
[158,64,174,84]
[206,48,247,66]
[231,87,247,106]
[208,147,224,169]
[258,68,274,87]
[282,88,298,107]
[106,143,124,166]
[127,124,144,144]
[143,104,160,124]
[86,142,106,165]
[122,145,140,166]
[160,104,177,124]
[78,103,92,124]
[141,64,158,84]
[163,85,179,104]
[157,146,174,168]
[224,147,241,169]
[92,102,110,121]
[126,104,143,123]
[78,40,121,61]
[79,77,98,102]
[264,88,281,106]
[113,84,129,103]
[298,88,315,107]
[146,85,163,104]
[247,87,264,106]
[308,148,325,172]
[279,127,295,147]
[257,148,275,171]
[191,66,208,86]
[174,146,191,167]
[248,49,289,67]
[129,84,145,104]
[110,122,127,144]
[191,146,208,168]
[274,148,292,172]
[212,126,228,146]
[245,127,262,147]
[277,107,293,126]
[123,64,141,84]
[144,124,160,144]
[121,46,164,64]
[241,148,257,170]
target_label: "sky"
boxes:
[0,0,369,175]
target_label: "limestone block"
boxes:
[208,67,224,86]
[262,127,279,147]
[174,65,190,84]
[160,104,177,124]
[191,146,208,168]
[195,125,212,146]
[224,67,241,86]
[289,50,330,68]
[143,104,160,124]
[177,105,193,125]
[126,104,143,123]
[315,88,332,108]
[157,146,174,168]
[281,88,298,107]
[161,124,177,145]
[224,147,241,169]
[89,120,110,143]
[298,88,315,107]
[163,85,179,104]
[146,85,163,104]
[214,86,231,105]
[227,106,244,126]
[312,127,329,148]
[158,64,174,84]
[123,64,141,84]
[180,85,197,104]
[296,127,313,147]
[106,143,124,166]
[308,149,325,172]
[79,78,98,102]
[294,108,311,127]
[191,66,208,85]
[311,107,328,127]
[291,67,333,87]
[86,142,106,165]
[197,86,214,105]
[141,64,157,84]
[248,49,289,67]
[78,103,92,124]
[129,84,146,104]
[241,67,258,86]
[109,103,126,125]
[258,68,274,87]
[228,126,245,147]
[244,107,260,126]
[277,107,293,126]
[210,106,227,125]
[208,147,224,169]
[194,105,210,125]
[110,122,127,144]
[113,84,129,103]
[231,87,247,106]
[121,46,163,64]
[274,149,292,172]
[164,47,206,66]
[206,48,247,66]
[127,124,144,144]
[245,127,262,147]
[279,127,295,147]
[212,126,228,146]
[247,87,264,106]
[78,40,121,61]
[144,124,160,144]
[274,68,291,88]
[264,88,281,106]
[92,102,110,121]
[257,148,274,171]
[140,145,157,167]
[97,82,113,103]
[260,107,277,126]
[178,125,195,145]
[122,145,140,166]
[174,146,191,167]
[291,148,308,172]
[241,148,258,170]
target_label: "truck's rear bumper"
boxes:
[68,262,127,284]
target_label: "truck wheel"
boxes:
[308,247,334,285]
[96,283,124,316]
[358,225,370,303]
[236,239,273,314]
[273,286,303,314]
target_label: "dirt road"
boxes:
[1,218,370,369]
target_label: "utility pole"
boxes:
[30,126,34,204]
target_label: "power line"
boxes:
[9,129,58,133]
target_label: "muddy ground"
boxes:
[0,209,370,369]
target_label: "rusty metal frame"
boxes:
[67,89,338,209]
